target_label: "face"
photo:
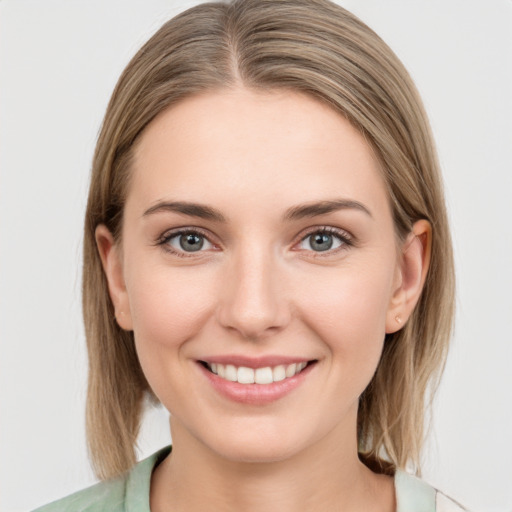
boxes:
[98,88,426,464]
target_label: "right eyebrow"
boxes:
[142,201,227,222]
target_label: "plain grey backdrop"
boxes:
[1,1,511,511]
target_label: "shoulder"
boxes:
[32,477,127,512]
[395,470,471,512]
[32,446,171,512]
[436,491,471,512]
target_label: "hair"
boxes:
[83,0,455,480]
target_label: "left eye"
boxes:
[298,231,345,252]
[167,232,213,253]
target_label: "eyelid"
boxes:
[156,226,219,257]
[292,225,354,255]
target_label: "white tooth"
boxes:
[237,366,255,384]
[285,363,297,378]
[217,364,226,378]
[272,365,286,382]
[225,364,237,382]
[255,367,273,384]
[211,363,217,374]
[297,362,307,373]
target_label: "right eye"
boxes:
[159,229,215,256]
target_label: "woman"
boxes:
[35,0,466,510]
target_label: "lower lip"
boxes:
[198,362,315,405]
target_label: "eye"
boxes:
[160,229,214,255]
[297,228,351,253]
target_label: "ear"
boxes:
[95,224,133,331]
[386,220,431,334]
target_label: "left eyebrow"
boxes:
[283,199,372,221]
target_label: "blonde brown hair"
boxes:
[83,0,454,479]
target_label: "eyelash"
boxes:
[156,226,353,258]
[297,226,353,257]
[156,227,215,258]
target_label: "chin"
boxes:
[189,417,322,465]
[210,437,302,464]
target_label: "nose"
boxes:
[216,245,291,341]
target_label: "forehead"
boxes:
[129,87,389,217]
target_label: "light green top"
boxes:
[33,446,468,512]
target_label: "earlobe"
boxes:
[385,220,431,334]
[95,224,133,331]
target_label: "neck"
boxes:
[150,418,395,512]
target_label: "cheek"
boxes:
[124,263,220,405]
[297,261,395,363]
[125,263,217,350]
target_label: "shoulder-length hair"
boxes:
[83,0,454,479]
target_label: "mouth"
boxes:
[197,357,318,405]
[199,360,315,385]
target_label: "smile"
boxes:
[204,361,309,385]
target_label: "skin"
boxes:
[97,88,431,512]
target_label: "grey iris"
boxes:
[179,233,204,251]
[310,233,333,251]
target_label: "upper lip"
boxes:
[198,355,315,369]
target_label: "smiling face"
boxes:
[97,88,427,464]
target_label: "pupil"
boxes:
[311,233,332,251]
[180,233,203,252]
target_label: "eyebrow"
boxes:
[143,201,227,222]
[283,199,372,220]
[143,198,372,222]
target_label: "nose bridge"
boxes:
[217,239,289,340]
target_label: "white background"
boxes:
[0,1,511,511]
